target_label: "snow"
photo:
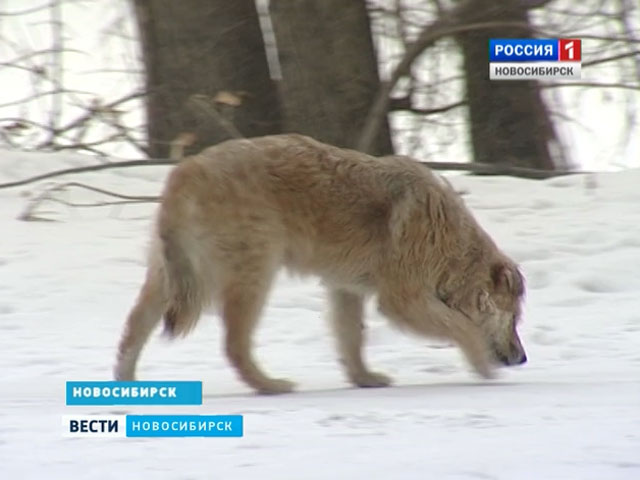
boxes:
[1,150,639,479]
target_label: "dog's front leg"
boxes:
[377,291,495,379]
[328,289,392,388]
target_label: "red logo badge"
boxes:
[559,39,581,61]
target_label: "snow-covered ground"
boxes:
[1,150,639,479]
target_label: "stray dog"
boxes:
[115,134,526,394]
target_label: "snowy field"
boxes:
[1,150,639,479]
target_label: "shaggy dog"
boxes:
[115,134,526,394]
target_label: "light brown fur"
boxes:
[114,134,526,394]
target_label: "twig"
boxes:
[416,161,584,179]
[543,82,640,91]
[0,117,53,131]
[567,33,640,44]
[618,0,640,80]
[36,90,146,149]
[49,0,64,133]
[0,159,174,189]
[36,197,155,208]
[0,48,85,67]
[93,117,149,157]
[41,181,159,201]
[0,2,54,16]
[582,50,640,68]
[51,133,134,151]
[18,181,159,221]
[0,89,92,109]
[389,98,467,115]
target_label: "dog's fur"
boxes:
[114,134,526,394]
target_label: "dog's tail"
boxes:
[157,165,208,339]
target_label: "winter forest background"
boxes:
[0,0,638,175]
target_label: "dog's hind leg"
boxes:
[114,262,166,381]
[328,289,392,388]
[221,257,294,395]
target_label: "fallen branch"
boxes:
[416,161,584,179]
[0,158,174,189]
[0,152,588,193]
[19,181,159,221]
[43,181,159,202]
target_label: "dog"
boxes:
[114,134,526,394]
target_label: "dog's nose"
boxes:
[517,352,527,365]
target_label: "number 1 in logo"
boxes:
[559,39,581,61]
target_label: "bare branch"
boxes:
[0,117,53,131]
[0,153,588,194]
[617,0,640,80]
[0,49,85,68]
[0,89,92,109]
[543,82,640,91]
[572,33,640,44]
[389,98,467,115]
[18,181,159,221]
[36,90,146,149]
[40,181,158,202]
[357,16,534,153]
[416,161,583,179]
[0,158,174,190]
[49,0,64,133]
[51,134,135,151]
[0,2,54,16]
[583,51,640,68]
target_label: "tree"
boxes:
[270,0,393,155]
[455,0,564,170]
[2,0,638,173]
[132,0,281,158]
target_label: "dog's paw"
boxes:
[255,378,296,395]
[473,362,498,380]
[113,365,135,382]
[351,371,393,388]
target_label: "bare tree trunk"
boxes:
[133,0,281,158]
[269,0,393,155]
[456,0,563,170]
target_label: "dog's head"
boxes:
[462,262,527,367]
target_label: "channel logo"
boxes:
[62,414,244,438]
[489,38,581,80]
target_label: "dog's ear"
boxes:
[477,290,494,313]
[492,263,514,292]
[491,263,525,296]
[492,264,512,291]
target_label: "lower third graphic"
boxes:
[62,414,243,438]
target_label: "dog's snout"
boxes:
[495,348,527,367]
